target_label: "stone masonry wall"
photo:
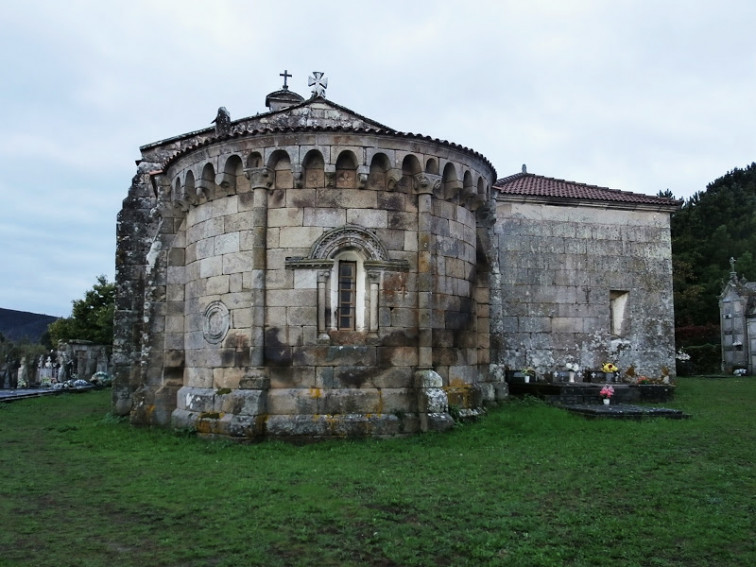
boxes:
[115,111,499,439]
[492,201,676,378]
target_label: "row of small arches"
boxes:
[169,148,490,209]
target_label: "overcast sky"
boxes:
[1,0,754,317]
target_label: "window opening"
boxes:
[338,261,357,329]
[610,290,629,336]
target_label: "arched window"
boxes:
[330,250,366,331]
[286,225,409,343]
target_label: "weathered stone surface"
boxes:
[113,83,676,441]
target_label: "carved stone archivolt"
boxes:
[286,225,409,272]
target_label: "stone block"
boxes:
[414,369,443,389]
[303,207,346,227]
[426,413,455,432]
[222,251,252,275]
[269,366,316,388]
[287,305,317,326]
[223,211,255,232]
[265,306,287,326]
[371,366,413,388]
[377,346,418,367]
[316,188,377,209]
[199,256,223,278]
[268,207,304,227]
[231,307,253,329]
[279,226,325,248]
[219,390,267,416]
[347,209,388,227]
[215,232,240,255]
[206,275,230,295]
[323,389,382,414]
[293,270,317,289]
[379,388,414,413]
[268,388,324,415]
[391,308,416,327]
[176,386,215,412]
[387,211,417,230]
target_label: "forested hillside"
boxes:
[671,162,756,349]
[0,308,57,343]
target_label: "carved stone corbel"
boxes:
[293,169,304,188]
[244,167,274,191]
[180,184,197,207]
[215,172,235,196]
[357,172,369,189]
[386,169,402,192]
[413,173,442,196]
[444,180,463,202]
[195,181,213,204]
[324,170,337,188]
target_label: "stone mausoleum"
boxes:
[113,73,680,439]
[719,259,756,374]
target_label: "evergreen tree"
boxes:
[48,276,115,346]
[671,162,756,336]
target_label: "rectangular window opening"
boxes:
[338,261,357,330]
[610,290,629,336]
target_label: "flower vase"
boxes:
[524,375,530,384]
[568,371,575,383]
[603,398,610,406]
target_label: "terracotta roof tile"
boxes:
[494,172,681,208]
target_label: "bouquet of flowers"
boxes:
[599,385,615,399]
[565,362,580,372]
[602,362,618,373]
[637,376,651,385]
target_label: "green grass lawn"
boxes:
[0,377,753,567]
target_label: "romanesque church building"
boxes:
[113,74,679,439]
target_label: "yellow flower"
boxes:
[602,362,618,373]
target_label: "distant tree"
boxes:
[671,162,756,333]
[48,275,115,346]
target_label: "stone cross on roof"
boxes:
[280,69,291,90]
[308,71,328,97]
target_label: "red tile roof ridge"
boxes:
[494,171,682,208]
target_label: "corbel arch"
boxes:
[477,176,487,200]
[303,149,325,188]
[197,163,215,203]
[462,170,475,208]
[246,152,263,169]
[335,150,358,189]
[442,162,462,203]
[368,153,390,190]
[268,150,293,189]
[217,154,245,195]
[179,169,196,209]
[399,154,422,194]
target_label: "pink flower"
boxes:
[600,385,614,398]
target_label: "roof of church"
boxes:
[494,172,682,210]
[145,95,496,175]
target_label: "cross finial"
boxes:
[280,69,292,90]
[308,71,328,97]
[730,256,737,272]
